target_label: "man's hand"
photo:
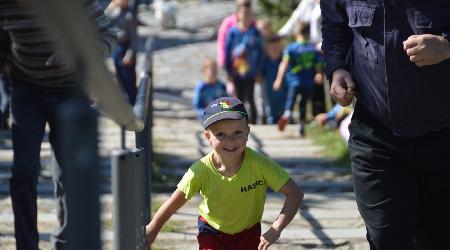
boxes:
[122,51,135,66]
[330,69,356,106]
[403,34,450,67]
[258,227,280,250]
[46,51,75,70]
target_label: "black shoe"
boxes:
[299,124,306,137]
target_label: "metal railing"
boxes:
[24,0,153,249]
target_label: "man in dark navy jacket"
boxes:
[321,1,450,249]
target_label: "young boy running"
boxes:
[273,22,324,136]
[146,97,303,249]
[192,58,228,120]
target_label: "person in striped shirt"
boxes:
[0,1,117,249]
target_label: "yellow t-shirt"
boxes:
[177,147,290,234]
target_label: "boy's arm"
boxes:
[259,179,303,250]
[273,58,289,91]
[146,189,188,246]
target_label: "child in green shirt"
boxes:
[146,97,303,249]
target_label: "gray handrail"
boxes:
[134,38,154,122]
[23,0,150,132]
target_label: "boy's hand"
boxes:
[314,73,323,85]
[258,227,280,250]
[46,51,75,70]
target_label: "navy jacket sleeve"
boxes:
[0,28,9,70]
[320,0,354,80]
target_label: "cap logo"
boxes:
[201,97,247,128]
[219,101,232,109]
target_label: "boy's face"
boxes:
[204,118,249,161]
[203,63,218,84]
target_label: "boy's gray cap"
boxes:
[201,97,248,128]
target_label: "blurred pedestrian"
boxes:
[0,1,117,249]
[193,58,228,120]
[225,0,263,124]
[278,0,326,116]
[255,17,275,124]
[217,0,255,97]
[261,35,287,124]
[273,22,324,136]
[106,0,138,104]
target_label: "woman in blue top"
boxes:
[224,1,264,124]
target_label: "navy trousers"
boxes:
[9,75,75,250]
[349,103,450,250]
[284,84,313,121]
[233,77,257,124]
[112,41,137,105]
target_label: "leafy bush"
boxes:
[258,0,300,18]
[257,0,300,30]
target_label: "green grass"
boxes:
[305,124,351,168]
[101,200,183,232]
[151,200,184,232]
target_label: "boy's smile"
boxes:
[204,118,249,163]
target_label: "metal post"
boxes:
[135,111,152,223]
[112,149,147,250]
[121,127,126,149]
[135,38,154,224]
[131,0,153,224]
[59,98,101,250]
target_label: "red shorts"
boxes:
[197,216,261,250]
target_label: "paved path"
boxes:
[0,1,368,249]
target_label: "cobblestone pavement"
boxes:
[0,1,368,249]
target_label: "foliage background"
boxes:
[257,0,301,30]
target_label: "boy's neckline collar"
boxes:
[237,23,255,32]
[296,38,307,44]
[203,79,218,85]
[209,148,248,180]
